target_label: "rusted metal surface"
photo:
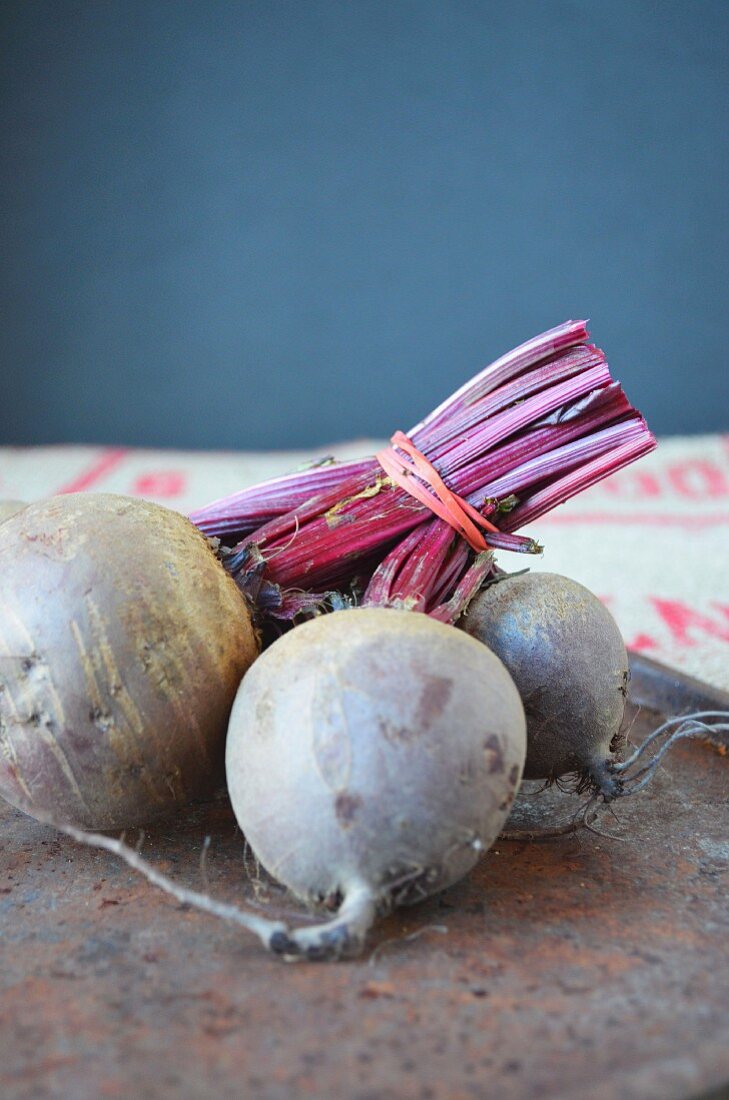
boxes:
[1,654,727,1100]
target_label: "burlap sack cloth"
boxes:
[2,435,727,691]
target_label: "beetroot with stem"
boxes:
[4,326,662,957]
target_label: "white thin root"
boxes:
[33,812,289,951]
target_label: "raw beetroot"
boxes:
[0,493,259,829]
[460,572,629,796]
[225,608,526,957]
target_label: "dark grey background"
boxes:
[1,1,727,450]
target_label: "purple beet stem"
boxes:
[189,322,656,623]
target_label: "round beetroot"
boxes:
[226,607,526,957]
[460,572,629,794]
[0,493,259,828]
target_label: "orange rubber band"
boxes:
[376,431,499,552]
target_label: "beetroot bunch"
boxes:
[11,320,713,964]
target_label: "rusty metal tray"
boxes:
[1,654,728,1100]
